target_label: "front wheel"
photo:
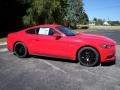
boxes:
[14,42,28,58]
[77,47,100,67]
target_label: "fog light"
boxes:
[107,54,114,59]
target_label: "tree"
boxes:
[23,0,68,26]
[108,21,120,26]
[64,0,84,27]
[96,19,104,25]
[79,12,89,25]
[93,18,97,23]
[22,0,88,27]
[93,18,104,25]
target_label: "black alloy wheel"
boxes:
[78,47,99,67]
[14,42,28,58]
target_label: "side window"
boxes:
[37,28,58,36]
[26,29,36,34]
[38,28,50,35]
[49,29,57,35]
[28,27,59,36]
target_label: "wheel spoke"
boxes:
[15,43,27,57]
[79,48,98,66]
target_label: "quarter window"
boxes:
[26,29,36,34]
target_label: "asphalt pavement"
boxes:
[0,30,120,90]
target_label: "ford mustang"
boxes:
[7,24,116,66]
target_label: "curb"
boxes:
[0,42,7,46]
[0,42,7,52]
[0,48,8,52]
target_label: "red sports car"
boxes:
[7,24,116,66]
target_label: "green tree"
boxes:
[22,0,87,27]
[79,12,89,25]
[108,21,120,26]
[64,0,84,27]
[23,0,67,26]
[93,18,97,23]
[93,18,104,25]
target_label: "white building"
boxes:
[103,21,110,26]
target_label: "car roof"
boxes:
[40,24,60,27]
[23,24,61,31]
[30,24,61,29]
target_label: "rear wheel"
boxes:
[14,42,28,58]
[77,47,99,67]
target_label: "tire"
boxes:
[77,47,99,67]
[14,42,28,58]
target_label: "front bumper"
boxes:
[99,45,116,62]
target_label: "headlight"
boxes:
[100,44,113,48]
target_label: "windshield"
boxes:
[57,26,77,36]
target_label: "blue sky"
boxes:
[83,0,120,21]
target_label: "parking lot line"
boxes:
[41,60,67,73]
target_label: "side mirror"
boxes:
[53,33,61,39]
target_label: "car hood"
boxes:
[74,33,116,45]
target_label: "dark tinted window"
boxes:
[26,28,40,34]
[26,29,36,34]
[49,29,58,35]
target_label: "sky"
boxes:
[83,0,120,21]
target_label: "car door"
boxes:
[33,27,69,58]
[28,27,68,58]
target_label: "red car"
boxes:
[7,24,116,66]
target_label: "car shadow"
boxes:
[28,55,116,67]
[101,60,115,66]
[32,55,78,63]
